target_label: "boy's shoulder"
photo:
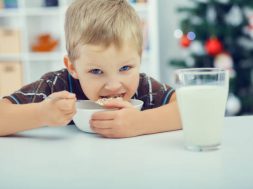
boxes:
[3,69,71,104]
[138,73,165,90]
[37,68,71,93]
[40,68,69,80]
[136,73,174,110]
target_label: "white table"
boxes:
[0,116,253,189]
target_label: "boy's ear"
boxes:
[64,56,78,79]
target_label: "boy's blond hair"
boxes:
[65,0,143,62]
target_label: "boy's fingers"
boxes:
[48,91,76,100]
[65,111,76,120]
[91,127,112,137]
[57,98,76,112]
[64,106,77,115]
[90,120,113,129]
[103,99,132,109]
[91,111,116,120]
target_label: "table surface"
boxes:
[0,116,253,189]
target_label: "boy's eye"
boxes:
[119,65,131,72]
[89,69,103,75]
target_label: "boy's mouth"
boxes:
[99,93,125,99]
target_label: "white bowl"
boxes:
[73,99,143,133]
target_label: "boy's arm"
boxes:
[90,93,182,138]
[134,98,181,136]
[0,91,76,136]
[0,99,44,136]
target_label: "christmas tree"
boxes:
[170,0,253,115]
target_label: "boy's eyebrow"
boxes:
[83,59,102,67]
[85,57,137,67]
[85,62,102,67]
[120,57,137,64]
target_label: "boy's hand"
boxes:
[39,91,77,127]
[90,98,141,138]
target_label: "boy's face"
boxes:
[65,44,141,101]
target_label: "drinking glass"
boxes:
[174,68,229,151]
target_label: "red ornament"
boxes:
[204,37,223,56]
[180,35,191,48]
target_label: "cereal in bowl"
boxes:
[96,97,123,106]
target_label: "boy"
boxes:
[0,0,181,138]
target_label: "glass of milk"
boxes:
[174,68,229,151]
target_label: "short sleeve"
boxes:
[135,73,175,110]
[3,69,70,104]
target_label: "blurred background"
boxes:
[0,0,252,116]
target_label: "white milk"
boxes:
[176,85,228,147]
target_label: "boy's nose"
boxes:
[104,80,122,92]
